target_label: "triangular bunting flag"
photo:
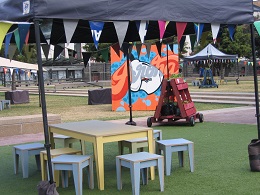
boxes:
[24,45,33,61]
[128,44,133,55]
[254,21,260,36]
[53,45,64,60]
[158,20,166,42]
[228,24,236,41]
[113,21,129,47]
[121,43,130,57]
[25,30,30,45]
[5,33,12,58]
[40,19,53,45]
[14,29,21,52]
[18,23,31,52]
[8,44,17,61]
[82,52,92,68]
[176,22,187,43]
[41,44,50,60]
[101,48,109,63]
[135,21,148,43]
[135,44,142,59]
[194,23,204,44]
[111,43,120,57]
[211,23,220,43]
[189,34,196,51]
[10,68,13,75]
[89,21,104,49]
[145,42,151,59]
[0,22,12,50]
[180,36,186,52]
[63,19,78,45]
[169,43,174,53]
[155,41,162,57]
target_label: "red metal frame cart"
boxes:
[147,78,203,127]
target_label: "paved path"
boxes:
[0,106,257,146]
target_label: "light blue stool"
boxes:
[156,138,194,176]
[118,129,162,154]
[51,154,94,195]
[13,142,45,178]
[116,152,164,195]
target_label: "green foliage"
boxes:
[82,43,112,62]
[170,73,182,78]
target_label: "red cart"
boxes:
[147,78,203,127]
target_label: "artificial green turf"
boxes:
[0,122,259,194]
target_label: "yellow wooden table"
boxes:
[49,120,155,190]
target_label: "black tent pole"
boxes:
[250,24,260,139]
[34,19,54,183]
[125,45,136,126]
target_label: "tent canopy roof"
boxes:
[0,57,42,70]
[184,44,238,61]
[0,0,254,24]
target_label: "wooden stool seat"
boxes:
[52,154,94,195]
[40,147,82,186]
[119,130,162,154]
[156,138,194,176]
[116,152,164,195]
[13,142,45,178]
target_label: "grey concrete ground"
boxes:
[0,106,257,146]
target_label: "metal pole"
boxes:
[250,24,260,139]
[34,19,54,183]
[125,44,136,126]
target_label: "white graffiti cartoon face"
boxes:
[130,60,164,94]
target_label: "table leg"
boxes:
[93,137,104,190]
[49,131,55,149]
[147,129,155,180]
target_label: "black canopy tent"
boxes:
[0,0,258,188]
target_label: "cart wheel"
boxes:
[199,113,204,122]
[189,117,195,126]
[147,117,152,127]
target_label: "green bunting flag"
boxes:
[254,21,260,36]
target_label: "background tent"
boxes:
[184,44,237,61]
[0,0,257,190]
[0,56,40,70]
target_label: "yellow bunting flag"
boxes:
[0,22,12,50]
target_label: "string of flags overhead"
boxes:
[0,20,238,65]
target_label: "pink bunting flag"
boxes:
[158,20,166,41]
[176,22,187,43]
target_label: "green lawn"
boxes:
[0,122,259,194]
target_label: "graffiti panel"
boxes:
[111,44,179,111]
